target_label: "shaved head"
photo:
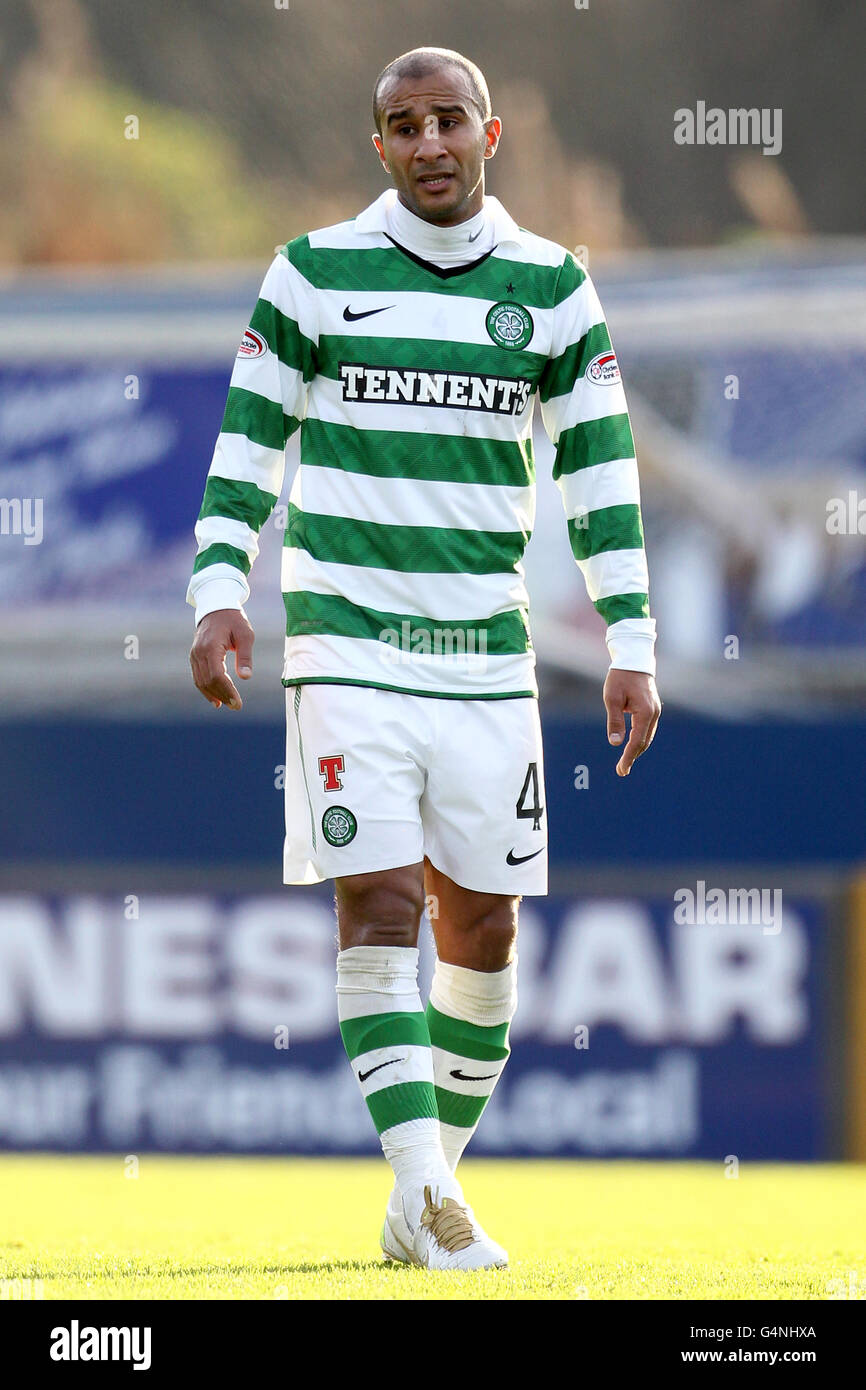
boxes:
[373,47,491,135]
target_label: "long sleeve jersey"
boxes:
[187,189,656,699]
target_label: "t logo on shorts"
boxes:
[318,754,345,791]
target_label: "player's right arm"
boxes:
[188,246,317,709]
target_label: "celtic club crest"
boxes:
[321,805,358,847]
[485,300,534,351]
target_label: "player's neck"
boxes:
[388,193,490,266]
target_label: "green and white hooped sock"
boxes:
[426,957,517,1171]
[336,945,461,1227]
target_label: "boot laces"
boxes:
[420,1184,476,1254]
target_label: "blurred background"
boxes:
[0,0,864,1166]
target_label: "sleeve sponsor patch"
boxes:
[585,350,621,385]
[237,327,267,359]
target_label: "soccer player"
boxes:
[188,47,661,1269]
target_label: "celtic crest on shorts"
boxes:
[321,805,358,847]
[485,300,534,350]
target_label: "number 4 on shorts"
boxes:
[516,762,544,831]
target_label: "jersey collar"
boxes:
[354,189,523,248]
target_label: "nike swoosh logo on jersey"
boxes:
[343,304,395,322]
[506,846,545,866]
[449,1068,499,1082]
[468,226,483,242]
[358,1056,404,1082]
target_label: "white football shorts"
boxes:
[283,682,548,895]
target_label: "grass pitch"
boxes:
[1,1156,864,1300]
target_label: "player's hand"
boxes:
[190,608,255,711]
[603,668,662,777]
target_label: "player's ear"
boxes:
[483,116,502,159]
[371,133,389,171]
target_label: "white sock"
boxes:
[335,944,462,1229]
[427,957,517,1170]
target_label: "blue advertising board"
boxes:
[0,365,227,605]
[1,716,864,869]
[0,889,831,1159]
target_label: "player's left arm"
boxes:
[538,251,661,776]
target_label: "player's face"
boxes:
[373,68,500,226]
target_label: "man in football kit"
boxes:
[188,47,661,1269]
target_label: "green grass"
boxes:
[0,1156,864,1300]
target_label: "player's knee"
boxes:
[463,899,519,970]
[335,866,426,948]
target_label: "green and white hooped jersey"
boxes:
[187,192,656,698]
